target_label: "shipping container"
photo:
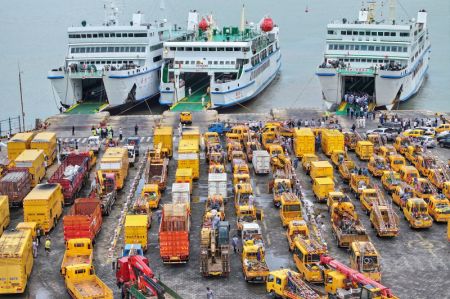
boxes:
[0,230,33,294]
[356,141,374,161]
[178,139,199,154]
[181,126,201,142]
[15,222,38,240]
[252,150,270,174]
[30,132,57,167]
[99,148,128,189]
[175,168,193,193]
[177,153,199,179]
[0,196,10,236]
[63,198,102,241]
[49,154,89,205]
[0,169,31,207]
[293,128,315,158]
[23,183,64,233]
[321,129,344,156]
[208,173,228,200]
[159,203,190,263]
[6,132,35,161]
[124,214,149,251]
[172,183,191,210]
[310,161,334,179]
[153,126,173,157]
[14,149,46,187]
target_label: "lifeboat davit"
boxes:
[199,18,209,31]
[260,17,274,32]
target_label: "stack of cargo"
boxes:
[178,127,200,180]
[0,168,31,207]
[124,214,149,252]
[321,129,344,156]
[172,183,191,210]
[63,198,103,241]
[153,126,173,157]
[99,148,129,190]
[159,203,190,263]
[30,132,57,167]
[6,132,35,161]
[147,143,169,191]
[293,128,315,158]
[23,183,64,233]
[0,196,10,236]
[13,149,46,187]
[0,229,33,294]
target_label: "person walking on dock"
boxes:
[72,125,75,136]
[206,287,214,299]
[32,240,38,258]
[119,127,123,141]
[201,95,205,107]
[188,87,192,96]
[232,235,239,253]
[36,227,42,246]
[135,124,139,136]
[45,237,51,255]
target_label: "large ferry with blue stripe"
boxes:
[48,2,180,114]
[159,7,281,111]
[316,1,430,110]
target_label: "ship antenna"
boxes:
[388,0,396,24]
[240,4,246,33]
[104,0,119,26]
[159,0,166,21]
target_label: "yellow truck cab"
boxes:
[141,184,161,209]
[350,174,371,195]
[378,145,397,159]
[293,237,329,283]
[229,125,250,141]
[286,220,309,251]
[404,145,422,164]
[356,141,374,161]
[61,238,93,276]
[272,179,292,208]
[403,129,424,138]
[179,111,192,125]
[350,241,381,282]
[394,136,411,154]
[64,264,113,299]
[233,173,251,185]
[313,177,335,203]
[399,165,420,185]
[436,123,450,133]
[279,193,302,227]
[241,238,269,283]
[327,192,346,210]
[153,126,173,157]
[368,156,390,177]
[302,154,318,174]
[388,154,406,172]
[266,269,322,299]
[426,195,450,222]
[330,150,348,167]
[392,184,414,208]
[403,198,433,228]
[412,178,435,201]
[359,189,380,214]
[381,171,401,194]
[338,160,356,181]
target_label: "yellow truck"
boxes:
[293,236,329,283]
[310,161,333,179]
[349,241,381,282]
[65,264,113,299]
[399,165,420,185]
[279,193,302,227]
[286,220,309,251]
[388,154,406,172]
[30,132,57,167]
[0,196,10,236]
[13,149,46,186]
[338,160,355,181]
[177,153,200,179]
[153,126,173,157]
[23,183,64,233]
[359,188,380,214]
[426,195,450,222]
[330,150,348,167]
[355,141,374,161]
[393,136,411,154]
[141,184,161,209]
[381,171,401,194]
[302,154,318,174]
[350,174,371,195]
[181,126,200,142]
[241,236,269,283]
[0,229,33,294]
[326,192,346,212]
[403,198,433,229]
[99,147,129,189]
[313,177,335,203]
[392,183,415,208]
[124,214,149,251]
[293,128,315,158]
[6,132,35,161]
[321,129,344,156]
[266,269,323,299]
[412,178,435,201]
[178,139,200,154]
[414,155,437,177]
[272,178,292,207]
[61,238,93,276]
[179,111,192,125]
[368,155,390,177]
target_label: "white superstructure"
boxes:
[159,8,281,109]
[316,1,430,110]
[48,2,180,111]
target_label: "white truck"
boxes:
[208,173,228,202]
[252,150,270,175]
[87,136,101,153]
[124,145,136,166]
[172,183,191,210]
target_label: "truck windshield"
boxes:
[284,205,301,212]
[306,254,320,263]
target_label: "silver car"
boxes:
[418,136,437,148]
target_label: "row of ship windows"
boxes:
[70,43,163,54]
[168,47,251,52]
[339,58,395,63]
[328,44,408,52]
[79,60,135,65]
[328,30,410,37]
[173,60,237,65]
[69,32,149,38]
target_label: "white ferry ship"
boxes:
[316,1,430,110]
[48,2,180,113]
[159,7,281,111]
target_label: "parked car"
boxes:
[367,127,399,141]
[439,136,450,148]
[416,127,436,137]
[436,131,450,142]
[417,136,437,148]
[380,121,402,130]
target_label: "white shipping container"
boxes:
[100,162,122,170]
[252,150,270,174]
[14,161,33,168]
[172,183,190,205]
[208,173,227,199]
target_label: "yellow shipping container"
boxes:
[124,214,149,251]
[356,141,374,161]
[175,168,193,193]
[14,149,46,187]
[154,126,173,157]
[0,230,33,294]
[15,222,38,240]
[181,126,200,142]
[30,132,57,167]
[6,132,36,162]
[178,139,199,154]
[293,128,315,158]
[321,129,344,156]
[100,148,129,189]
[23,183,64,233]
[0,196,10,236]
[310,161,334,179]
[177,153,200,179]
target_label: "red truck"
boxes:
[63,198,102,242]
[0,168,31,207]
[49,154,89,205]
[159,203,190,263]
